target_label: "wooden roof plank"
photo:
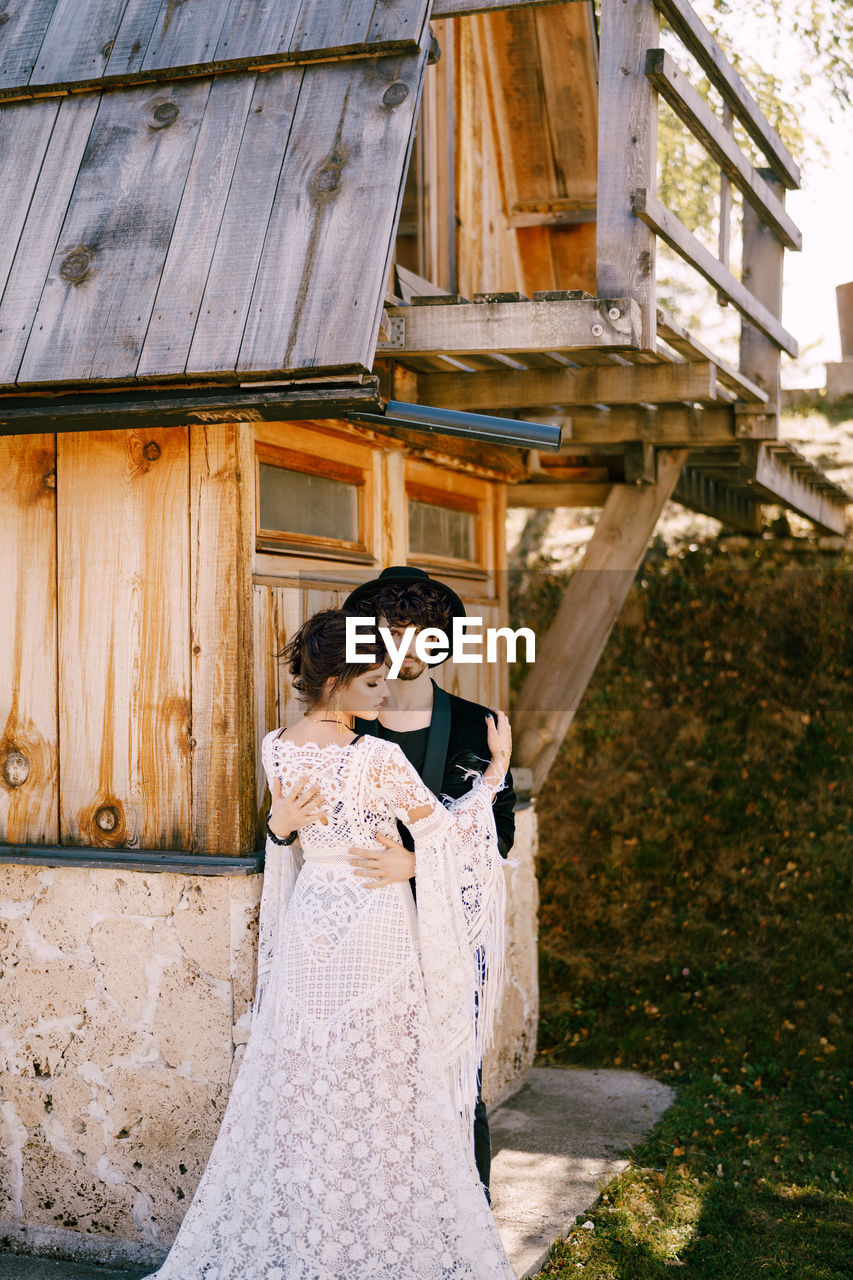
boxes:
[102,0,163,80]
[141,0,234,73]
[28,0,129,87]
[185,66,304,376]
[0,0,58,90]
[288,0,374,54]
[366,0,431,45]
[236,46,428,376]
[212,0,302,63]
[0,97,60,295]
[17,78,213,386]
[0,93,99,385]
[3,0,426,96]
[136,72,258,378]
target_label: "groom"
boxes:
[344,566,515,1199]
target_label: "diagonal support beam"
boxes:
[512,448,687,792]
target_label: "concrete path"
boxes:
[0,1066,674,1280]
[490,1067,675,1278]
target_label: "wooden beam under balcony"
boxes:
[377,298,643,357]
[653,0,800,189]
[507,482,616,508]
[645,50,802,250]
[417,360,722,410]
[632,190,798,357]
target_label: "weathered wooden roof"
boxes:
[0,1,430,392]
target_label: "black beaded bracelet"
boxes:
[266,821,297,847]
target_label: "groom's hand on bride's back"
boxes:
[269,775,328,838]
[349,835,416,888]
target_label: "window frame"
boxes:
[254,440,372,562]
[405,478,486,576]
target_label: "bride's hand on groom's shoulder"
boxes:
[269,774,328,837]
[486,708,512,764]
[349,835,416,888]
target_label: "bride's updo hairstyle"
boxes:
[281,609,383,709]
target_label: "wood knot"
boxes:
[59,247,94,285]
[382,81,409,109]
[150,101,180,130]
[43,470,56,490]
[142,441,161,461]
[2,749,30,789]
[101,39,114,58]
[0,13,9,27]
[310,149,346,201]
[95,805,119,832]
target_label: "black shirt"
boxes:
[375,723,430,777]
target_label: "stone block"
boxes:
[0,916,27,967]
[18,1025,81,1079]
[48,1071,104,1166]
[90,920,151,1023]
[0,866,45,905]
[10,961,96,1028]
[20,1137,140,1238]
[28,871,98,955]
[107,1067,226,1243]
[95,873,186,920]
[173,879,231,980]
[230,902,259,1024]
[227,873,263,907]
[62,1001,145,1075]
[152,959,233,1083]
[0,1073,51,1129]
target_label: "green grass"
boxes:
[512,544,853,1279]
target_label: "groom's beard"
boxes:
[386,658,428,681]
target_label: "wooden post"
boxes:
[0,434,58,844]
[596,0,659,349]
[512,448,687,793]
[740,168,785,415]
[190,423,256,855]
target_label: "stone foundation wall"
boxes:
[0,808,538,1265]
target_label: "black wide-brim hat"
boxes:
[342,565,466,623]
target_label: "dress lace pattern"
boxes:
[144,733,514,1280]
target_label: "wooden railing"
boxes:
[596,0,801,405]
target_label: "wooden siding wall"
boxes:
[1,422,507,856]
[0,426,254,855]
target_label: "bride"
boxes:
[145,609,515,1279]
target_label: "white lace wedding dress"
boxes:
[145,731,515,1280]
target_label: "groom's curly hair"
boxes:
[351,581,455,633]
[281,609,383,708]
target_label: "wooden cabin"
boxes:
[0,0,847,1266]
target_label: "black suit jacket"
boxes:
[355,680,516,858]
